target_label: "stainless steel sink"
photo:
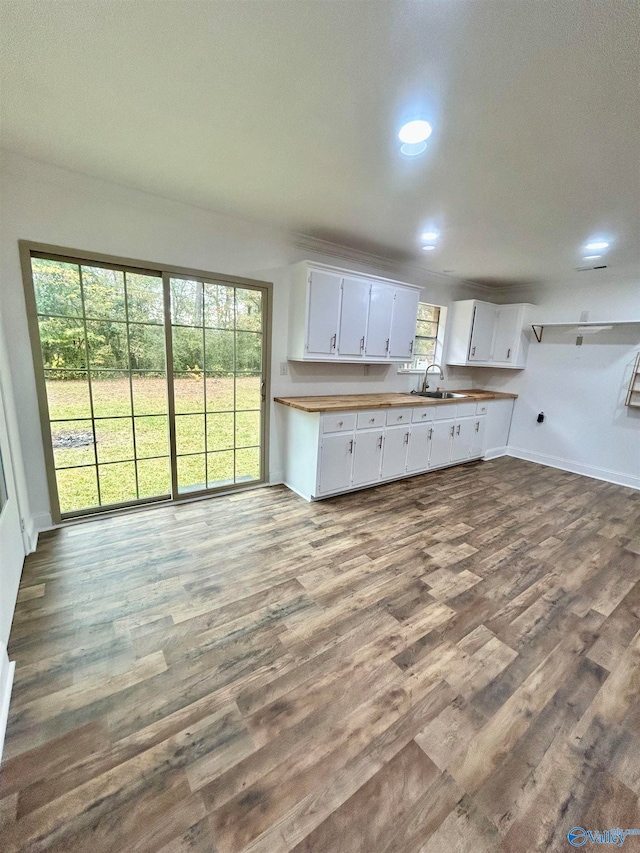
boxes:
[411,391,468,399]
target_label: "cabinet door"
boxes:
[365,282,394,357]
[381,425,410,479]
[469,302,497,362]
[429,419,454,467]
[471,416,486,458]
[306,270,342,355]
[406,422,432,473]
[352,429,384,486]
[318,433,354,494]
[389,288,421,358]
[338,277,370,356]
[491,305,520,363]
[451,417,475,462]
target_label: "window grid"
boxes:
[403,303,442,371]
[169,277,263,494]
[29,251,268,520]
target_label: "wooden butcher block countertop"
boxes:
[274,390,517,413]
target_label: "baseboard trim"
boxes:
[484,446,509,461]
[0,659,15,765]
[505,447,640,491]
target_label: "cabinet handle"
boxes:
[471,346,476,356]
[360,336,365,351]
[409,340,414,354]
[398,415,403,420]
[331,334,337,350]
[456,424,461,435]
[507,348,511,359]
[404,431,410,445]
[349,440,354,453]
[338,421,343,426]
[428,428,433,439]
[385,339,390,352]
[450,426,455,437]
[475,421,480,432]
[378,435,383,449]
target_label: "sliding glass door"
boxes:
[24,249,269,521]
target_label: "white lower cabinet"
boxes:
[429,419,455,468]
[283,400,508,501]
[451,417,476,463]
[471,415,486,458]
[352,429,384,486]
[318,433,354,494]
[381,425,410,480]
[406,422,433,473]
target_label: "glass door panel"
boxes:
[31,257,170,516]
[170,276,265,495]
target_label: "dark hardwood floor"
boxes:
[1,457,639,852]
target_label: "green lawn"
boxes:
[47,375,262,513]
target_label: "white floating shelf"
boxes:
[531,320,640,343]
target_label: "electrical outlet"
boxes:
[280,361,289,376]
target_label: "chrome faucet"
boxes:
[421,362,444,392]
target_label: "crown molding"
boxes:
[289,232,493,293]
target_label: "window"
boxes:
[400,302,443,372]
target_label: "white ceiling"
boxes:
[1,1,639,286]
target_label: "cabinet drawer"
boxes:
[412,406,435,423]
[455,402,477,419]
[385,407,412,426]
[356,410,385,430]
[433,403,457,420]
[322,412,356,433]
[476,401,488,415]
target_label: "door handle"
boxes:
[456,424,461,435]
[260,380,266,402]
[331,334,337,350]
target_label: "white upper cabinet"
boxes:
[287,261,421,363]
[389,287,421,359]
[491,305,522,364]
[305,270,342,355]
[446,299,534,369]
[469,302,497,362]
[338,277,370,356]
[365,282,394,357]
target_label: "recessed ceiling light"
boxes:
[585,241,610,251]
[583,255,602,261]
[421,231,439,242]
[398,120,432,144]
[422,245,436,251]
[400,141,428,157]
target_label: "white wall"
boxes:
[0,150,480,533]
[474,278,640,488]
